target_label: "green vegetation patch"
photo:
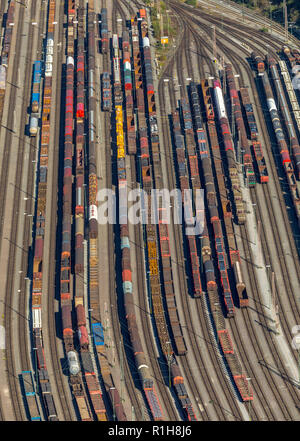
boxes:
[185,0,197,6]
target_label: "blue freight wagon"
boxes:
[31,61,42,114]
[21,371,42,421]
[92,323,104,346]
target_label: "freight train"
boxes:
[113,24,163,420]
[69,0,108,421]
[29,61,42,137]
[239,87,269,183]
[31,61,42,113]
[266,55,300,180]
[282,45,300,69]
[60,1,94,422]
[200,79,249,309]
[213,79,246,224]
[259,62,300,225]
[139,13,187,357]
[100,7,108,54]
[172,108,202,298]
[1,0,15,68]
[279,53,300,179]
[225,64,256,187]
[251,52,265,75]
[30,0,59,421]
[171,99,248,398]
[187,80,252,400]
[86,1,127,421]
[120,220,164,421]
[101,71,111,111]
[171,362,197,421]
[122,30,136,154]
[188,83,237,316]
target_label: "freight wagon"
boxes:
[189,83,235,317]
[139,17,188,357]
[91,323,104,346]
[251,52,265,75]
[101,71,111,111]
[100,8,108,54]
[21,371,41,421]
[29,0,59,422]
[252,141,269,183]
[31,61,42,114]
[29,116,39,136]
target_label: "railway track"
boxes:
[120,0,245,420]
[98,1,146,419]
[168,2,300,419]
[197,0,300,49]
[190,35,295,420]
[112,0,185,420]
[119,0,300,416]
[45,0,74,421]
[3,0,39,421]
[218,35,300,422]
[116,0,211,421]
[172,0,300,321]
[155,19,242,420]
[212,33,300,384]
[129,155,178,420]
[103,109,144,419]
[187,27,279,422]
[176,0,290,55]
[161,0,300,420]
[88,0,299,421]
[17,0,47,419]
[139,11,213,421]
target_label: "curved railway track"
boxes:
[168,1,300,419]
[121,0,245,420]
[104,0,300,420]
[185,20,281,422]
[114,0,234,421]
[195,30,296,421]
[201,14,300,360]
[157,21,244,420]
[214,30,300,422]
[170,0,300,319]
[196,0,299,48]
[173,1,291,57]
